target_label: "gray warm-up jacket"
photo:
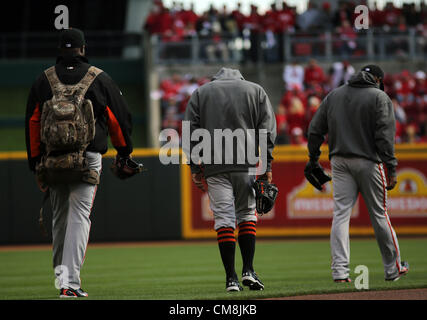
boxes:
[184,67,277,178]
[308,70,398,176]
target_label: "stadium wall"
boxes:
[0,59,144,86]
[0,150,181,244]
[2,145,427,244]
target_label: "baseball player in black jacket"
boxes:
[307,65,409,283]
[25,29,134,298]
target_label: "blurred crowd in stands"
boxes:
[159,60,427,145]
[145,0,427,62]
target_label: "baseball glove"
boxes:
[253,179,279,215]
[110,155,145,180]
[304,161,331,191]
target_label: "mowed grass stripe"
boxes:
[0,238,426,299]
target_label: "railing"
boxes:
[151,28,427,64]
[1,29,425,63]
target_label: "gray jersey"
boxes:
[184,68,277,178]
[308,71,397,175]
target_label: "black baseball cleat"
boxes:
[242,270,264,290]
[334,278,352,283]
[226,277,243,292]
[386,261,409,281]
[59,288,89,298]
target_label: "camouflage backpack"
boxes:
[36,65,102,186]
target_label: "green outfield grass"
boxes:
[0,238,426,300]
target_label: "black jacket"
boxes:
[25,54,133,172]
[308,71,397,175]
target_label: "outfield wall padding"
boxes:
[2,145,427,244]
[0,152,181,244]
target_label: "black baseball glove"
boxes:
[253,179,279,215]
[110,155,145,180]
[304,161,331,191]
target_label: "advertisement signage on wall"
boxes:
[181,145,427,238]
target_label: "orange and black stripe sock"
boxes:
[216,227,237,279]
[238,221,256,272]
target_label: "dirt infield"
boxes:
[271,288,427,300]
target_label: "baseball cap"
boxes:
[361,64,385,90]
[58,28,86,49]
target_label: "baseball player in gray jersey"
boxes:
[307,65,409,282]
[184,68,276,291]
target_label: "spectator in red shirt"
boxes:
[305,95,321,130]
[275,104,289,144]
[404,124,419,144]
[392,98,407,143]
[262,3,280,62]
[231,2,246,33]
[162,16,186,42]
[181,3,199,27]
[277,1,295,32]
[243,5,262,63]
[370,1,385,28]
[160,74,184,101]
[144,2,164,35]
[263,3,279,32]
[275,1,296,62]
[414,71,427,113]
[304,59,325,88]
[395,70,415,102]
[290,127,307,145]
[145,2,175,38]
[158,8,174,37]
[336,19,357,57]
[286,96,306,135]
[244,5,262,33]
[383,2,401,29]
[279,83,307,112]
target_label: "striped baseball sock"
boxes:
[238,221,256,272]
[216,227,237,279]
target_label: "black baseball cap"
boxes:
[361,64,385,90]
[58,28,86,49]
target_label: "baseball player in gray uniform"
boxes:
[184,68,276,291]
[307,65,409,282]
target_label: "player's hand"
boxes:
[192,173,206,191]
[35,175,48,193]
[386,175,397,191]
[258,171,272,183]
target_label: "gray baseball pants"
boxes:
[206,172,257,230]
[50,151,102,290]
[330,156,402,280]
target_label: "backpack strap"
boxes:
[73,66,103,105]
[44,66,103,104]
[44,66,65,98]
